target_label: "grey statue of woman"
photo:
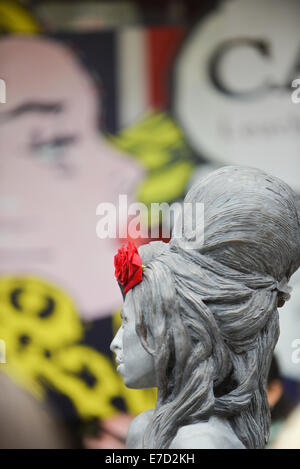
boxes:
[111,166,300,449]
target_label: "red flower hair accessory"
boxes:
[114,241,145,295]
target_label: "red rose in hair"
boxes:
[114,241,143,294]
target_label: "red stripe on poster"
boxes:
[147,26,186,110]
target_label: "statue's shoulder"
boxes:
[170,416,245,449]
[126,409,154,449]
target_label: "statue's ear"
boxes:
[277,293,286,308]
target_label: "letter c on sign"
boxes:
[208,38,271,99]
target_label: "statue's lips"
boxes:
[115,356,123,365]
[116,363,124,374]
[115,357,124,373]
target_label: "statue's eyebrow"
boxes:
[0,101,65,124]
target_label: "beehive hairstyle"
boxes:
[130,166,300,448]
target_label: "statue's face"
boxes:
[110,291,156,389]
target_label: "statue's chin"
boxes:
[122,372,156,390]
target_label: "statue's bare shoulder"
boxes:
[126,409,154,449]
[170,416,245,449]
[127,413,245,449]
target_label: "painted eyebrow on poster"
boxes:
[0,101,64,124]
